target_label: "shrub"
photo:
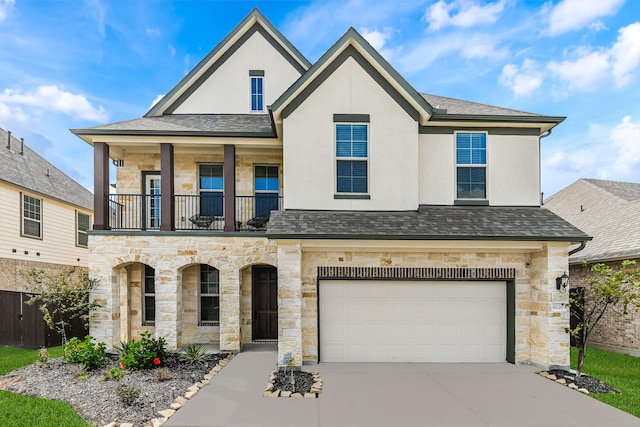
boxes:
[64,336,106,370]
[109,367,125,381]
[37,347,50,367]
[116,384,140,406]
[153,367,172,382]
[118,331,167,370]
[180,343,207,364]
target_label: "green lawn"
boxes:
[0,345,89,427]
[571,346,640,418]
[0,345,64,375]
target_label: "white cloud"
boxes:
[545,22,640,94]
[0,101,30,125]
[460,34,507,59]
[360,27,398,60]
[149,94,164,110]
[610,116,640,176]
[610,22,640,88]
[0,85,108,122]
[545,0,625,36]
[425,0,506,31]
[588,21,607,32]
[146,26,161,37]
[169,45,176,57]
[499,59,542,97]
[547,48,610,92]
[0,0,15,22]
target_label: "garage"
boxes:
[319,280,506,363]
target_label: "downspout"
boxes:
[539,129,552,205]
[569,241,587,256]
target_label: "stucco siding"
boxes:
[173,31,302,114]
[283,56,419,211]
[418,133,540,206]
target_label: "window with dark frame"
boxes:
[200,264,220,324]
[199,164,224,217]
[250,72,264,112]
[456,133,487,199]
[143,265,156,323]
[254,165,280,217]
[77,212,90,247]
[22,194,42,238]
[336,123,368,194]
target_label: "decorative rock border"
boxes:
[101,354,234,427]
[263,369,323,398]
[537,371,590,395]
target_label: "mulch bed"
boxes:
[0,353,229,426]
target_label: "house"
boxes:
[544,178,640,355]
[0,127,93,347]
[71,8,589,369]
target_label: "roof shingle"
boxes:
[266,205,590,241]
[0,128,93,210]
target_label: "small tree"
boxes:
[568,260,640,377]
[20,267,101,345]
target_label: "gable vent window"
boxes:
[456,132,487,199]
[249,70,264,112]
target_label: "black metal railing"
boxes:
[235,194,282,231]
[108,194,161,230]
[107,194,282,231]
[174,194,225,231]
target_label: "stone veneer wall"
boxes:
[0,257,83,292]
[89,234,277,350]
[277,243,570,368]
[570,258,640,351]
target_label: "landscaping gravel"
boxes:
[271,369,315,394]
[548,369,620,394]
[0,353,228,426]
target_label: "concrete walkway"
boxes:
[165,348,640,427]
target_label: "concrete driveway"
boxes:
[165,348,640,427]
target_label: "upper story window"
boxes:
[254,165,280,217]
[22,194,42,239]
[77,212,90,247]
[250,70,264,112]
[200,264,220,324]
[199,164,223,217]
[143,264,155,324]
[456,132,487,199]
[336,122,368,194]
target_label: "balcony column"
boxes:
[93,142,109,230]
[160,143,174,231]
[224,145,236,231]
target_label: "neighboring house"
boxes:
[544,178,640,354]
[0,127,93,346]
[71,9,589,369]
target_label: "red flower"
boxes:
[153,357,161,366]
[119,361,125,369]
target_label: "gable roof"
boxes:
[271,27,434,125]
[267,205,590,242]
[146,8,310,117]
[544,178,640,263]
[0,128,93,210]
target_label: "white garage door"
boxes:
[319,280,506,363]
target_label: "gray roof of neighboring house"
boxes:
[0,128,93,210]
[544,178,640,263]
[266,205,590,241]
[72,114,275,138]
[421,93,542,117]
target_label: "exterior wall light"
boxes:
[556,272,569,293]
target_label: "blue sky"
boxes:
[1,0,639,198]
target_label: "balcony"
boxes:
[107,194,282,231]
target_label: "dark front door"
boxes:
[252,266,278,341]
